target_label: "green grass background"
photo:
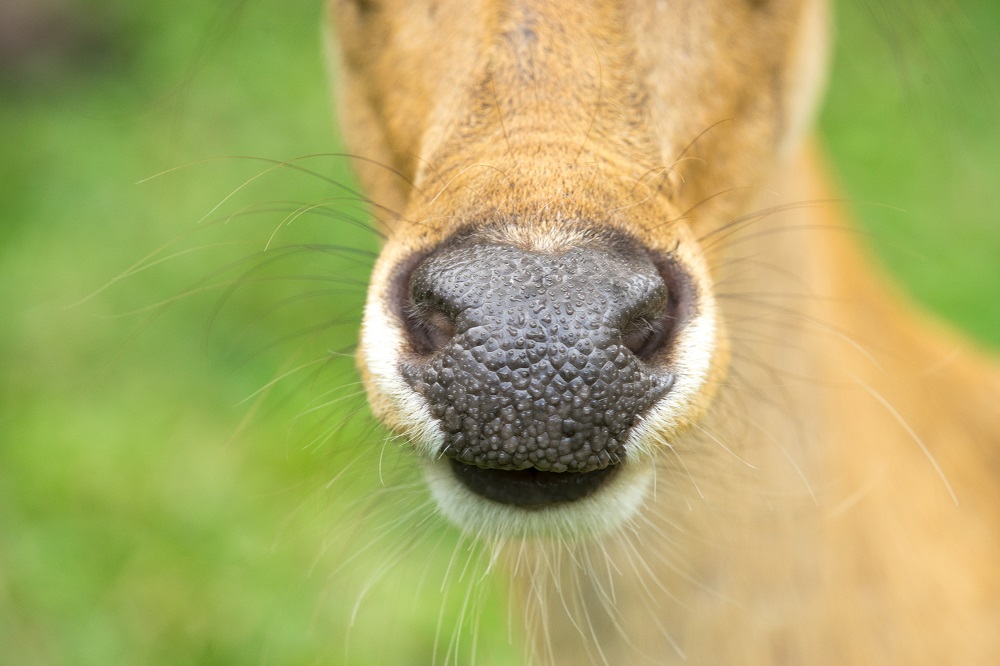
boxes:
[1,1,997,664]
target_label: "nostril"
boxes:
[387,248,459,355]
[621,310,671,360]
[621,253,692,362]
[404,302,456,354]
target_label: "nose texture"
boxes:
[400,237,676,473]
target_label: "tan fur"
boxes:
[328,0,1000,662]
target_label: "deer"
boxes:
[325,0,1000,662]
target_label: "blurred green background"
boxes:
[1,1,997,664]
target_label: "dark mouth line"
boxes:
[448,459,620,509]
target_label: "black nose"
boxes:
[398,234,683,474]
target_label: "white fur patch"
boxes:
[361,284,445,458]
[626,253,719,461]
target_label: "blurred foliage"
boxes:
[821,0,1000,345]
[0,0,997,664]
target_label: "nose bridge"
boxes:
[490,1,640,139]
[410,0,662,211]
[402,238,673,473]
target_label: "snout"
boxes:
[387,232,694,508]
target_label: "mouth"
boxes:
[423,457,652,538]
[448,459,620,508]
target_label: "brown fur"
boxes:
[328,0,1000,662]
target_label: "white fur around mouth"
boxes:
[422,457,653,539]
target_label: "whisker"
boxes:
[849,374,959,505]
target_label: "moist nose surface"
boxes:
[402,240,674,473]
